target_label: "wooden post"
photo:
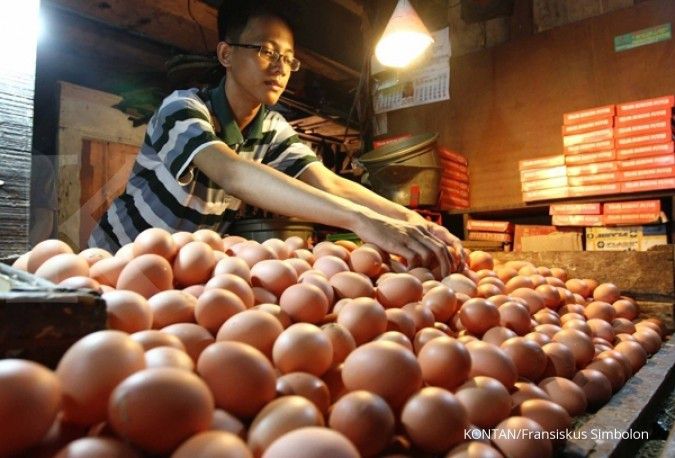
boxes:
[0,0,40,257]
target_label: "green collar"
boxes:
[209,77,267,146]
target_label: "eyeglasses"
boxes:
[227,42,301,72]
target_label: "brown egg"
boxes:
[635,319,665,338]
[172,241,216,287]
[216,309,283,359]
[313,242,350,261]
[300,272,335,306]
[612,299,638,320]
[349,247,383,278]
[197,341,276,418]
[337,298,387,345]
[161,323,214,363]
[417,336,471,390]
[402,302,436,332]
[509,288,544,314]
[466,341,518,388]
[510,381,551,409]
[262,426,359,458]
[573,368,612,410]
[498,301,532,336]
[342,340,422,411]
[144,346,194,372]
[504,275,535,293]
[321,323,356,366]
[148,290,197,329]
[515,398,570,448]
[279,283,329,324]
[58,276,102,292]
[321,364,347,404]
[496,266,518,283]
[284,258,312,278]
[385,308,416,340]
[116,243,135,261]
[545,276,566,288]
[610,318,634,336]
[313,255,350,278]
[28,239,74,273]
[195,288,246,334]
[78,247,113,267]
[538,376,587,416]
[565,279,590,298]
[413,328,446,353]
[172,431,250,458]
[501,337,546,382]
[408,267,435,283]
[375,331,413,351]
[442,273,478,297]
[468,250,493,271]
[587,318,615,342]
[535,284,562,310]
[293,248,315,264]
[562,319,592,336]
[190,229,224,252]
[205,274,255,308]
[592,282,620,303]
[614,340,647,373]
[524,332,551,347]
[56,331,146,426]
[584,301,615,322]
[534,309,561,326]
[633,329,661,355]
[401,387,468,453]
[0,360,62,456]
[170,231,195,249]
[493,416,553,458]
[130,330,186,352]
[284,236,307,251]
[34,253,89,284]
[258,239,290,260]
[251,260,298,297]
[235,242,277,267]
[330,271,374,299]
[459,298,500,336]
[589,355,628,391]
[210,409,246,437]
[108,367,213,454]
[482,326,517,346]
[102,290,152,333]
[446,442,503,458]
[132,228,177,260]
[53,437,140,457]
[252,286,278,305]
[328,391,394,457]
[89,256,128,287]
[455,376,511,428]
[541,338,578,379]
[248,396,324,457]
[273,323,333,376]
[376,274,423,308]
[116,254,173,299]
[552,329,595,369]
[276,372,330,416]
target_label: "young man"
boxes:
[89,1,463,275]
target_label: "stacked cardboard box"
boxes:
[519,155,569,202]
[521,95,675,202]
[438,147,470,210]
[465,219,513,249]
[512,224,583,251]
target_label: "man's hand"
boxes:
[405,212,465,273]
[352,210,454,278]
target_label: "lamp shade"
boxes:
[375,0,434,68]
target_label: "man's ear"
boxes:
[216,41,232,67]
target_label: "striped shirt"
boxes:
[88,78,318,252]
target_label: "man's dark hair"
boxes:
[217,0,294,42]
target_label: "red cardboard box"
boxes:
[614,130,673,149]
[552,214,604,226]
[565,139,614,155]
[568,172,619,186]
[440,194,470,209]
[549,203,602,215]
[440,178,470,192]
[442,169,470,184]
[442,186,469,200]
[602,213,663,225]
[519,155,566,171]
[521,176,568,192]
[620,177,675,192]
[466,219,513,233]
[618,166,675,181]
[561,117,614,135]
[522,187,570,202]
[442,160,469,175]
[564,149,616,166]
[467,231,513,243]
[603,200,661,214]
[566,161,618,176]
[617,154,675,170]
[562,128,614,147]
[513,225,559,251]
[615,108,673,126]
[568,183,621,197]
[616,142,674,160]
[520,166,567,182]
[617,95,675,115]
[614,119,673,138]
[564,105,615,125]
[438,147,468,166]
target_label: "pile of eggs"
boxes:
[1,228,667,457]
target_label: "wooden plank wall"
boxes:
[0,2,39,257]
[387,0,675,211]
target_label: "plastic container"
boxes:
[358,133,441,207]
[228,218,314,243]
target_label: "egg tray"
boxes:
[0,261,106,369]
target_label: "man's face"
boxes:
[226,16,295,106]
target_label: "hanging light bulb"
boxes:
[375,0,434,68]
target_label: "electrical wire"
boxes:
[187,0,209,53]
